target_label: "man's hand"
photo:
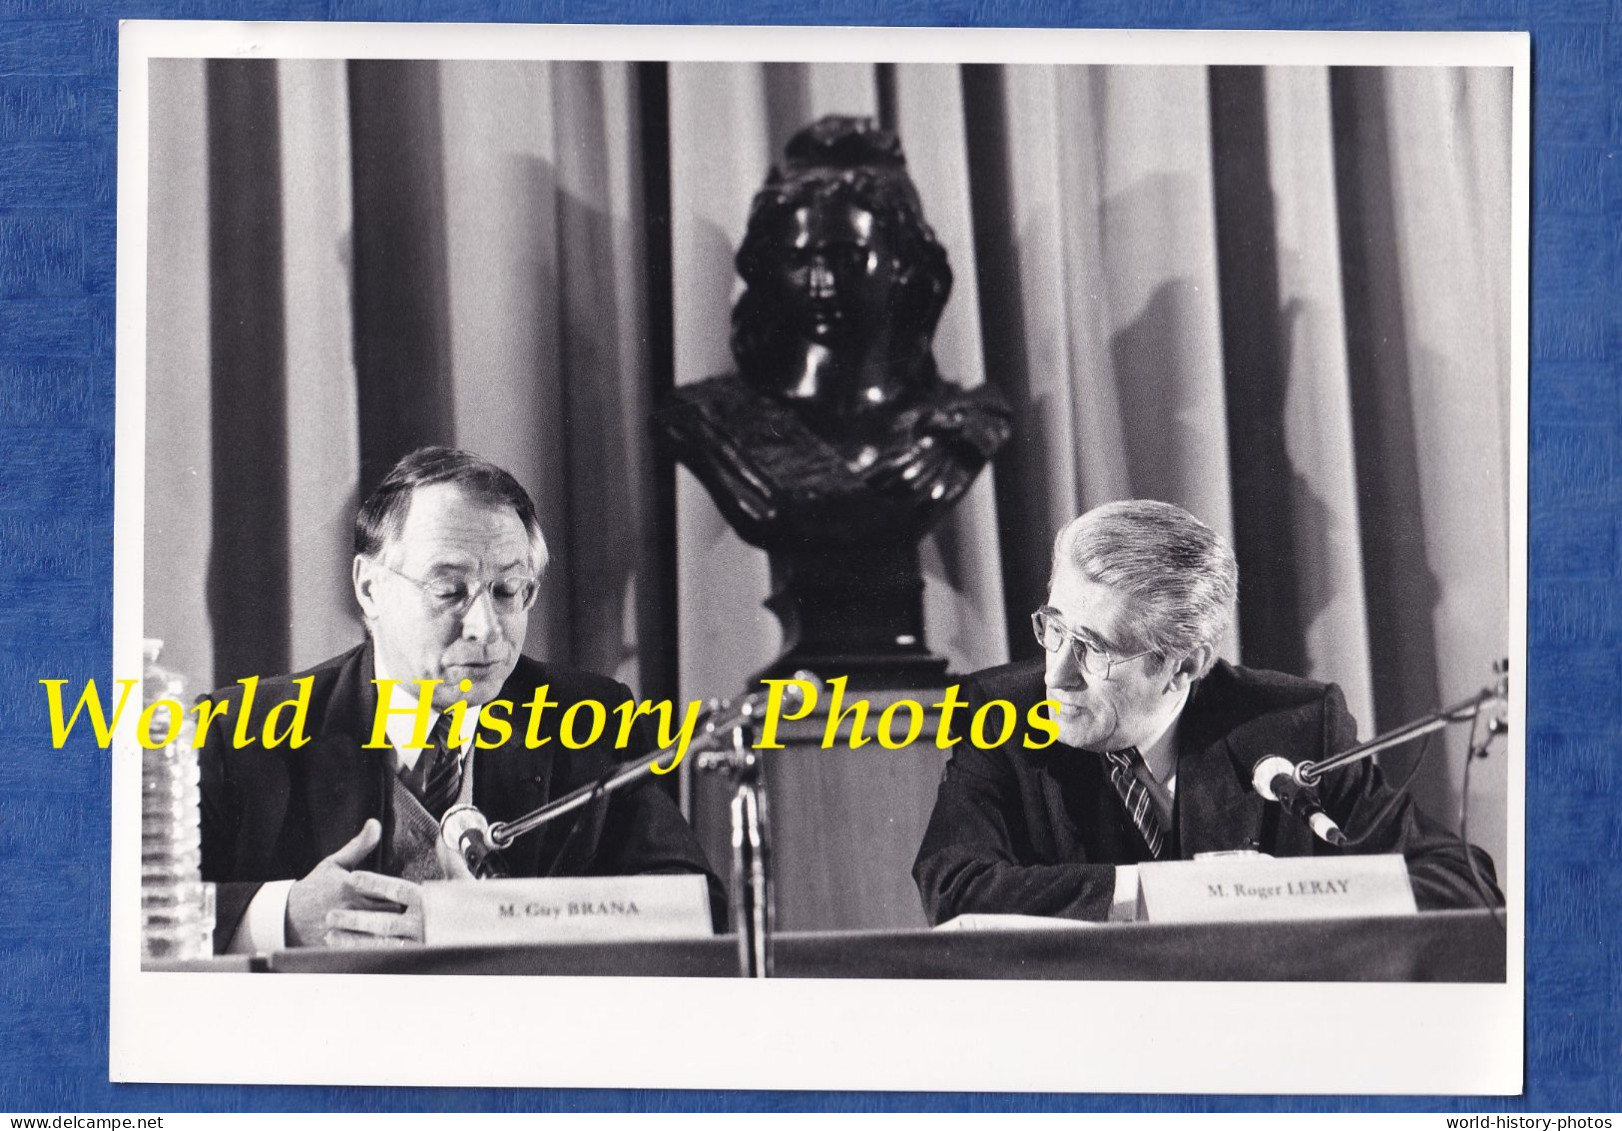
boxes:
[285,819,425,948]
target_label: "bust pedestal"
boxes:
[755,688,950,932]
[761,545,949,689]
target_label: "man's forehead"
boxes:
[1047,569,1136,642]
[390,482,529,561]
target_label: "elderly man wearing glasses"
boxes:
[913,499,1502,924]
[199,447,719,952]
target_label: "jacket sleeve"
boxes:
[912,678,1120,925]
[1313,684,1504,911]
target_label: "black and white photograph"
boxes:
[115,21,1527,1093]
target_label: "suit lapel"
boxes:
[303,643,387,864]
[1174,673,1267,858]
[1175,736,1266,857]
[472,666,553,876]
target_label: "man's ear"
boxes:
[353,555,380,621]
[1165,644,1213,694]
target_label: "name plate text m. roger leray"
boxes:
[421,874,713,947]
[1135,853,1418,924]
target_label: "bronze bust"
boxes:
[656,116,1012,686]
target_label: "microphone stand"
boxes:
[1293,659,1509,788]
[696,719,774,979]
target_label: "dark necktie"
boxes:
[418,712,464,820]
[1103,747,1166,860]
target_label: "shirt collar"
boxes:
[370,652,484,772]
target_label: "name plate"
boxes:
[1135,854,1417,924]
[421,875,713,947]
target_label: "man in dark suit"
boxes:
[200,447,720,952]
[913,499,1502,924]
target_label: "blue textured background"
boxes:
[0,0,1612,1115]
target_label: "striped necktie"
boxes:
[1103,747,1165,860]
[418,712,464,820]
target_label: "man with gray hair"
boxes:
[913,499,1501,923]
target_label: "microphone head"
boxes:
[1250,756,1299,803]
[439,804,493,866]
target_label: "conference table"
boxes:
[157,909,1505,981]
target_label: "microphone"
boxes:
[1251,756,1347,847]
[439,803,497,876]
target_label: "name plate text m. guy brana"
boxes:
[1135,854,1418,924]
[421,875,713,946]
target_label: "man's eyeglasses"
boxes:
[377,562,540,617]
[1031,606,1154,680]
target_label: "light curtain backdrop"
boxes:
[146,58,1512,902]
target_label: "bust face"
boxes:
[755,199,899,351]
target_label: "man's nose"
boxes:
[1045,641,1085,690]
[458,588,505,643]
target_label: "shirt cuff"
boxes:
[1109,865,1140,922]
[226,879,295,954]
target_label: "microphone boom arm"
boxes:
[487,746,677,849]
[1295,660,1508,787]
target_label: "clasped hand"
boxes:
[285,818,475,948]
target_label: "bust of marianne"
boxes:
[655,115,1012,554]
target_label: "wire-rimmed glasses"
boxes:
[1031,605,1153,680]
[376,562,540,617]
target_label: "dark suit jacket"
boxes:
[199,643,723,950]
[913,658,1503,924]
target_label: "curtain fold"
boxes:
[278,60,362,673]
[439,60,655,688]
[1247,65,1374,728]
[667,61,781,700]
[144,57,1514,915]
[203,60,294,686]
[144,58,213,690]
[893,64,1010,678]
